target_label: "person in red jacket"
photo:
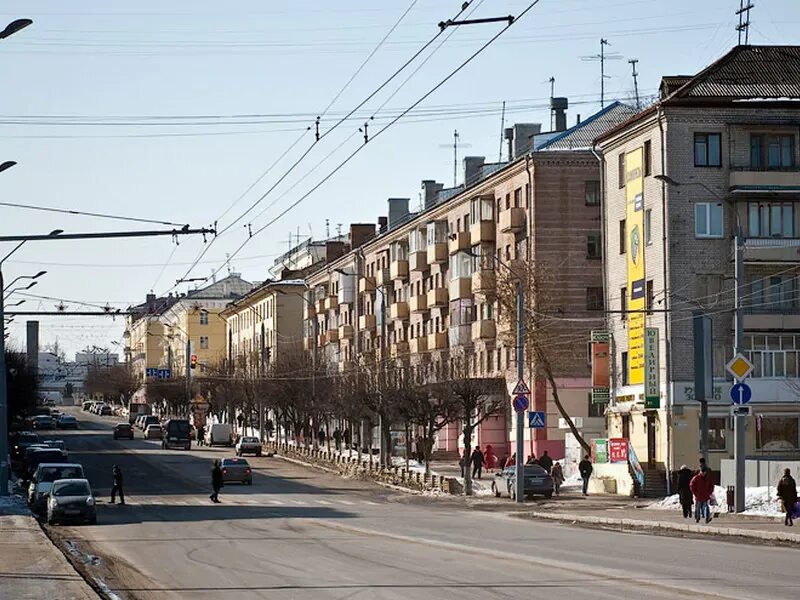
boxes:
[689,467,715,524]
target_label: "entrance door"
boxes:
[646,412,656,467]
[621,414,630,440]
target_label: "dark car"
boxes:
[100,404,113,416]
[11,431,39,461]
[492,465,554,500]
[162,419,191,450]
[46,478,96,525]
[57,415,78,429]
[141,415,160,431]
[24,448,69,479]
[221,457,252,485]
[113,422,134,440]
[31,415,55,430]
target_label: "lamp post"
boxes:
[0,19,32,40]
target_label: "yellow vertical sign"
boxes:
[626,147,645,385]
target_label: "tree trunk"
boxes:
[463,418,473,496]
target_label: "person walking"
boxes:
[504,453,516,469]
[210,459,223,503]
[333,428,342,451]
[526,454,538,465]
[196,425,205,447]
[484,444,496,473]
[551,461,564,496]
[538,450,553,474]
[777,468,798,527]
[110,465,125,505]
[690,466,715,523]
[470,447,485,479]
[578,454,593,496]
[677,464,694,519]
[415,436,425,464]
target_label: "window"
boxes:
[448,251,474,281]
[703,417,727,451]
[621,352,629,386]
[744,334,800,378]
[644,209,652,245]
[620,286,627,321]
[587,232,602,259]
[588,393,605,418]
[646,280,654,313]
[748,202,794,238]
[618,153,625,188]
[586,287,604,311]
[513,188,522,208]
[470,196,494,223]
[694,133,721,167]
[619,219,626,254]
[199,311,208,325]
[585,181,601,206]
[756,417,799,451]
[746,276,797,312]
[750,134,795,169]
[644,140,652,176]
[426,221,447,245]
[505,193,511,210]
[199,336,209,349]
[695,203,723,238]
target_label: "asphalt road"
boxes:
[38,407,800,600]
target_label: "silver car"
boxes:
[221,457,252,485]
[235,436,262,457]
[46,478,97,525]
[28,463,85,514]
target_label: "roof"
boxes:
[536,102,638,151]
[185,274,253,300]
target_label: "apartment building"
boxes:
[124,293,178,386]
[305,103,633,460]
[596,45,800,482]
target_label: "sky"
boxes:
[1,0,798,357]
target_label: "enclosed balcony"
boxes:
[743,238,800,263]
[471,269,496,295]
[472,319,496,341]
[374,266,391,287]
[390,341,410,358]
[427,286,448,308]
[730,168,800,192]
[316,297,326,314]
[470,220,495,245]
[410,336,428,354]
[427,331,448,351]
[448,231,470,255]
[390,259,409,281]
[326,328,339,343]
[358,275,376,295]
[448,324,472,347]
[338,324,354,339]
[427,242,447,264]
[500,207,526,233]
[409,250,427,272]
[359,314,377,330]
[449,277,472,300]
[324,295,337,311]
[390,301,409,321]
[318,333,327,347]
[409,293,428,313]
[305,304,316,320]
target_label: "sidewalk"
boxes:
[0,497,97,600]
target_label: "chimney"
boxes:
[512,123,542,159]
[350,223,376,249]
[504,127,514,162]
[462,156,485,187]
[421,180,444,210]
[387,198,410,229]
[551,97,568,132]
[325,241,346,262]
[576,114,581,125]
[378,216,388,234]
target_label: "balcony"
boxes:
[358,276,376,295]
[743,237,800,263]
[409,294,428,313]
[409,250,427,272]
[472,319,496,341]
[305,304,316,320]
[410,336,428,354]
[471,269,496,295]
[338,324,354,339]
[374,266,391,287]
[448,231,470,255]
[730,167,800,192]
[318,333,327,347]
[325,296,337,311]
[359,314,376,330]
[316,298,326,314]
[390,259,409,281]
[427,242,448,264]
[448,324,472,347]
[449,277,472,300]
[390,341,410,359]
[470,220,495,245]
[500,207,526,233]
[427,331,448,351]
[427,286,448,308]
[326,328,339,343]
[390,301,409,321]
[304,337,314,351]
[743,306,800,330]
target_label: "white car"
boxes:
[235,436,262,457]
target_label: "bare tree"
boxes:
[84,365,138,406]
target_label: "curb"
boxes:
[526,511,800,543]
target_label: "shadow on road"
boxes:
[88,504,355,525]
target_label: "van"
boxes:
[206,423,233,447]
[162,419,192,450]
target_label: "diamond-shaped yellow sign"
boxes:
[726,354,754,380]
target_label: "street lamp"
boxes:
[6,299,24,307]
[3,270,46,294]
[0,161,16,174]
[0,19,32,40]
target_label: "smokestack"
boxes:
[463,156,485,187]
[421,180,444,210]
[551,97,568,132]
[504,127,514,162]
[26,321,39,376]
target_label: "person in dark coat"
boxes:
[777,468,798,527]
[578,454,593,496]
[470,447,485,479]
[538,450,553,474]
[526,454,538,465]
[551,461,564,496]
[196,425,205,447]
[333,429,342,451]
[415,436,425,464]
[677,464,694,518]
[210,460,223,503]
[110,465,125,505]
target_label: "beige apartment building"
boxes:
[596,45,800,490]
[124,293,178,398]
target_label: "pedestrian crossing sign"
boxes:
[528,411,546,429]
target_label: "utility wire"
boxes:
[0,200,188,227]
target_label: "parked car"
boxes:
[46,478,96,525]
[205,423,233,447]
[31,415,55,430]
[235,436,262,457]
[99,404,113,416]
[11,431,40,462]
[41,440,66,452]
[57,415,78,429]
[221,457,252,485]
[491,465,554,500]
[141,415,160,431]
[162,419,192,450]
[144,424,163,440]
[24,448,69,480]
[82,401,93,411]
[113,422,134,440]
[28,463,85,514]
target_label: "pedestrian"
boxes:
[538,450,553,474]
[578,454,593,496]
[504,453,516,469]
[333,428,342,451]
[551,461,564,496]
[343,428,351,448]
[677,464,694,518]
[110,464,125,505]
[484,444,496,473]
[697,456,707,474]
[470,447,485,479]
[459,453,466,478]
[777,467,798,527]
[318,428,326,445]
[196,425,205,447]
[690,466,715,524]
[526,454,538,465]
[210,459,223,503]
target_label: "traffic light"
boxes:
[190,354,198,369]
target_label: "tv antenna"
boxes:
[628,58,640,110]
[497,101,506,163]
[736,0,754,45]
[581,39,623,108]
[439,129,472,187]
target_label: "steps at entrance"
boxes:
[642,469,669,498]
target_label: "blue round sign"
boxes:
[512,395,529,412]
[730,382,752,405]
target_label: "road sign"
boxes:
[726,353,754,380]
[512,395,529,412]
[511,379,531,396]
[528,411,545,428]
[730,382,752,405]
[732,405,751,417]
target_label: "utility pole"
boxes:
[515,280,525,504]
[736,0,754,45]
[628,58,640,110]
[733,225,746,513]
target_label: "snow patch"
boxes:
[0,491,29,515]
[647,485,783,516]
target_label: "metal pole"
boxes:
[379,287,387,466]
[693,311,710,465]
[734,225,746,513]
[185,337,191,414]
[0,267,9,495]
[515,280,525,504]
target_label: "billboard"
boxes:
[609,438,629,463]
[626,147,645,385]
[644,327,660,409]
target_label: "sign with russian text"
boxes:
[609,438,629,463]
[626,147,645,385]
[644,327,660,409]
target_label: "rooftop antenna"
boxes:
[581,39,622,108]
[497,101,506,163]
[438,129,472,187]
[548,76,556,129]
[325,219,330,238]
[225,253,233,276]
[628,58,640,110]
[336,223,343,237]
[736,0,754,45]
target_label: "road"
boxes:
[39,407,800,600]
